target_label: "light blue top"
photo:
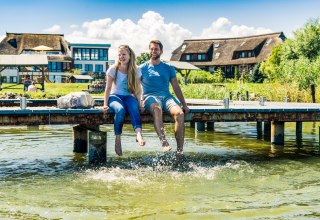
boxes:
[107,65,141,96]
[139,61,176,97]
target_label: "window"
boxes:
[73,48,107,60]
[239,52,245,58]
[85,64,93,71]
[74,64,82,70]
[98,49,107,60]
[82,49,90,60]
[73,48,82,60]
[186,54,191,61]
[91,49,99,60]
[47,62,62,72]
[95,64,103,72]
[248,52,252,58]
[197,54,206,61]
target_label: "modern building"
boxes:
[69,43,110,80]
[0,33,110,83]
[170,32,285,78]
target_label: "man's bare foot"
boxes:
[161,139,171,152]
[136,132,146,146]
[175,150,184,160]
[115,135,122,156]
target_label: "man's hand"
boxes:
[182,106,190,114]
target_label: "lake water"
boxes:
[0,122,320,219]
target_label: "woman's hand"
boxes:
[101,105,109,113]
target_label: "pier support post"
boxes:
[271,121,285,145]
[207,122,215,131]
[88,130,107,164]
[196,122,205,131]
[73,125,100,153]
[73,125,88,153]
[264,121,271,141]
[257,121,262,139]
[296,121,302,145]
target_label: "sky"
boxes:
[0,0,319,60]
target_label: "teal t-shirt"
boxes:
[139,61,176,97]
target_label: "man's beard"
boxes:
[150,54,160,60]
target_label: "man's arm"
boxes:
[170,78,190,113]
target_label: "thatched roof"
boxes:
[0,33,71,56]
[171,32,285,67]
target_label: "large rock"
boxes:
[57,92,94,109]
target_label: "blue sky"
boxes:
[1,0,319,59]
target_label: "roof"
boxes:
[69,43,111,48]
[164,60,200,70]
[70,75,93,80]
[0,33,71,56]
[171,32,285,66]
[0,55,48,66]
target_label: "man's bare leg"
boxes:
[169,105,185,154]
[150,103,171,152]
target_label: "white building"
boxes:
[0,33,111,83]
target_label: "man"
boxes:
[140,40,190,155]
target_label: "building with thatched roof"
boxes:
[0,33,110,83]
[170,32,285,78]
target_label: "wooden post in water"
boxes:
[73,125,88,153]
[88,130,107,164]
[271,121,285,145]
[73,125,99,153]
[207,122,215,131]
[264,121,271,141]
[296,121,303,145]
[196,122,205,131]
[257,121,262,139]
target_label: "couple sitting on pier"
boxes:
[102,40,190,156]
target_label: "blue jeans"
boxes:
[108,94,142,135]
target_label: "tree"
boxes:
[260,17,320,89]
[136,52,150,65]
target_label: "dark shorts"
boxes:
[143,95,180,112]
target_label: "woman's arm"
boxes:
[102,75,113,112]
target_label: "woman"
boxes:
[102,45,145,156]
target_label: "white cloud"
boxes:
[65,11,192,60]
[43,25,61,33]
[70,24,78,29]
[199,17,273,38]
[0,35,5,41]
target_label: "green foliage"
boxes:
[136,52,150,65]
[212,68,224,83]
[186,70,214,83]
[260,17,320,89]
[248,63,266,83]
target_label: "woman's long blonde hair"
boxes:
[115,45,141,95]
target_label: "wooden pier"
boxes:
[1,98,320,161]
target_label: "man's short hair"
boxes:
[149,40,163,51]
